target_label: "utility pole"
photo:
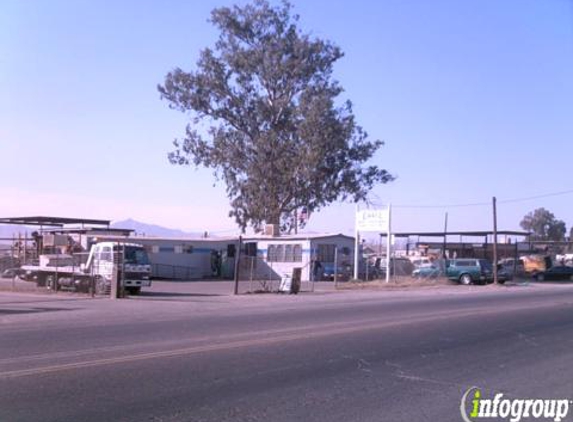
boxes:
[354,204,360,280]
[233,236,242,295]
[385,204,391,284]
[493,197,499,284]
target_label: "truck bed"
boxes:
[20,265,87,277]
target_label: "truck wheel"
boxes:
[459,274,473,285]
[75,278,89,293]
[126,287,141,295]
[36,274,47,287]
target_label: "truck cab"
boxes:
[86,242,152,295]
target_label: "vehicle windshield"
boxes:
[124,246,150,265]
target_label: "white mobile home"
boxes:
[241,233,355,282]
[97,235,238,279]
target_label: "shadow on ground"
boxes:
[138,292,223,298]
[0,307,76,315]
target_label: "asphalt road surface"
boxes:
[2,283,573,422]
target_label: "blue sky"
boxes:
[1,0,572,237]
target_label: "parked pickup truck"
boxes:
[445,258,510,285]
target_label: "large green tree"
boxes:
[520,208,567,241]
[158,0,392,232]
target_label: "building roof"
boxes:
[85,232,354,243]
[381,230,529,238]
[244,233,354,242]
[0,216,111,227]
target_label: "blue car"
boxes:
[321,263,351,281]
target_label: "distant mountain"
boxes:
[111,219,199,238]
[0,224,36,240]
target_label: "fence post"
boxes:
[249,256,254,293]
[110,243,119,299]
[334,247,338,290]
[54,260,59,292]
[270,260,274,292]
[233,236,242,295]
[90,261,95,298]
[24,232,28,266]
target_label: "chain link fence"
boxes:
[238,255,316,293]
[0,240,117,297]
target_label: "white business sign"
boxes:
[356,209,389,232]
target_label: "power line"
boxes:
[370,188,573,210]
[392,201,489,209]
[498,189,573,204]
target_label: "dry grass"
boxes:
[336,276,455,290]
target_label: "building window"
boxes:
[284,245,294,262]
[101,246,112,261]
[267,245,277,261]
[159,246,175,253]
[275,245,284,262]
[267,243,303,262]
[293,244,302,262]
[317,244,336,262]
[172,245,193,254]
[245,242,258,257]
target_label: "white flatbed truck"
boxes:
[21,242,151,295]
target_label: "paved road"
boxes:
[1,283,573,422]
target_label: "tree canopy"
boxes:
[158,0,392,232]
[520,208,567,241]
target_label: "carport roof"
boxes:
[0,216,111,227]
[42,227,132,235]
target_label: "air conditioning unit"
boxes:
[265,224,280,237]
